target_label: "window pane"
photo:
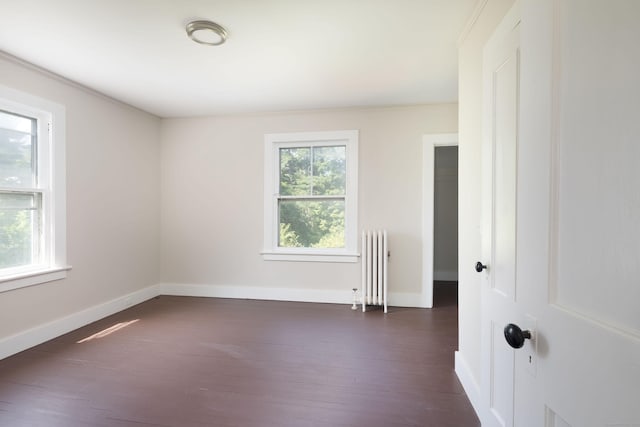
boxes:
[312,146,346,196]
[279,199,345,248]
[0,192,39,269]
[0,110,36,188]
[279,147,311,196]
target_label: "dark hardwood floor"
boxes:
[0,287,478,426]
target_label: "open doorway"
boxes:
[422,134,458,308]
[433,146,458,307]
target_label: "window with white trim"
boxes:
[263,130,358,262]
[0,86,68,292]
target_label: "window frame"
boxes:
[0,85,69,293]
[263,130,358,263]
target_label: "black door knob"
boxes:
[475,262,487,272]
[504,323,532,349]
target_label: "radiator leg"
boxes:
[383,230,388,314]
[362,231,366,312]
[362,279,366,312]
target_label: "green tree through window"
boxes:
[278,145,346,248]
[0,110,38,269]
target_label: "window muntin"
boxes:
[264,130,358,262]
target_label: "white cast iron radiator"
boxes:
[361,230,388,313]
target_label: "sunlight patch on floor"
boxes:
[76,319,139,344]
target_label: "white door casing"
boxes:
[480,1,640,426]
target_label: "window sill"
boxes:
[0,266,72,293]
[261,251,359,263]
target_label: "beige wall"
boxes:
[0,54,161,339]
[160,105,457,301]
[457,0,515,386]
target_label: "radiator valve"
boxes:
[352,288,358,310]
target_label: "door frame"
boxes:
[422,133,458,308]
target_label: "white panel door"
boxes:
[479,3,521,427]
[507,1,640,426]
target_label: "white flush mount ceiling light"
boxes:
[186,20,228,46]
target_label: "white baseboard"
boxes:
[0,285,158,360]
[455,351,482,420]
[158,283,425,309]
[388,291,428,308]
[1,283,428,361]
[158,283,352,305]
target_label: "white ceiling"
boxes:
[0,0,477,118]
